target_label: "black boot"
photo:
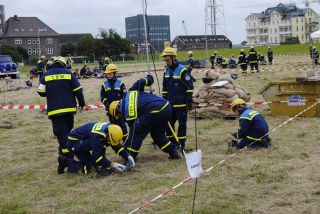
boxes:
[228,140,238,147]
[57,155,69,174]
[168,151,181,160]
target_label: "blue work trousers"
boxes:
[166,109,187,149]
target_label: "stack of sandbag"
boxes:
[191,70,250,117]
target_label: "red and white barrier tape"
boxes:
[128,100,320,214]
[0,78,39,85]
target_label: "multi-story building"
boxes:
[125,14,170,52]
[245,3,320,45]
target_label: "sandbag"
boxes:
[199,90,209,99]
[206,70,219,79]
[211,93,227,98]
[218,88,237,98]
[206,106,220,113]
[225,94,239,103]
[235,88,247,99]
[206,98,217,103]
[225,112,237,116]
[223,83,234,90]
[193,89,200,97]
[217,74,233,82]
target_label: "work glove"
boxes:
[186,100,193,111]
[112,163,127,172]
[146,75,154,86]
[128,155,135,168]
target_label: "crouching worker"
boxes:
[109,76,181,161]
[229,99,271,149]
[57,122,135,175]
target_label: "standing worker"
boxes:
[229,99,271,149]
[46,56,55,71]
[37,56,86,163]
[102,57,110,71]
[313,46,319,66]
[37,55,46,80]
[209,51,217,69]
[100,64,128,143]
[57,122,135,175]
[99,56,104,69]
[187,51,195,82]
[267,46,273,65]
[109,76,181,161]
[238,49,247,74]
[161,47,194,151]
[66,56,72,70]
[248,45,260,73]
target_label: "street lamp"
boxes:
[38,28,43,59]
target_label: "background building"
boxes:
[171,35,232,51]
[245,3,320,45]
[59,33,93,46]
[0,13,60,58]
[125,14,170,52]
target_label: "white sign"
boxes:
[287,94,306,106]
[185,150,203,178]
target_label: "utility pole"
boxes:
[142,0,152,92]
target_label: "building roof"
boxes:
[59,33,93,44]
[1,15,59,38]
[174,35,231,45]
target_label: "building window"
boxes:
[275,37,278,43]
[272,21,274,25]
[14,28,19,32]
[20,29,24,32]
[270,29,272,34]
[277,21,279,24]
[270,37,273,43]
[302,35,304,41]
[285,20,287,24]
[250,39,252,43]
[301,18,303,23]
[37,38,40,44]
[249,23,251,27]
[33,49,36,55]
[28,48,32,55]
[15,38,22,45]
[29,28,33,32]
[32,38,36,44]
[296,26,299,31]
[302,26,304,31]
[27,38,31,44]
[37,48,41,54]
[296,18,298,23]
[253,23,256,27]
[254,30,256,34]
[46,38,53,44]
[272,14,274,18]
[275,28,277,33]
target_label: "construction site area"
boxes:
[0,45,320,213]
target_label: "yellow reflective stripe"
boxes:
[96,156,103,163]
[186,90,193,92]
[68,136,79,141]
[249,52,256,54]
[240,113,259,120]
[161,141,171,150]
[162,91,168,93]
[179,68,186,78]
[236,132,239,139]
[84,166,87,174]
[62,149,69,153]
[104,145,106,148]
[128,91,138,118]
[105,88,111,91]
[117,148,124,155]
[102,83,107,91]
[143,78,148,86]
[167,135,174,138]
[91,123,107,138]
[150,102,169,113]
[45,74,71,81]
[178,136,186,139]
[106,111,109,113]
[37,90,46,93]
[73,86,82,91]
[247,136,262,141]
[173,104,186,107]
[127,147,139,153]
[102,98,107,103]
[48,107,77,116]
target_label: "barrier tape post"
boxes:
[128,100,320,214]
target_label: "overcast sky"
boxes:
[2,0,320,44]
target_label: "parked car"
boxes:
[179,59,207,69]
[0,55,20,79]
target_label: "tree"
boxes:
[280,37,300,45]
[16,46,29,60]
[0,44,23,62]
[96,28,132,56]
[76,34,95,56]
[60,41,76,56]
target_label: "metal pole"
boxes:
[213,0,216,35]
[142,0,152,92]
[38,29,40,59]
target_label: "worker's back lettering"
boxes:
[45,74,71,82]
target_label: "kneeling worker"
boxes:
[109,76,181,161]
[58,122,135,174]
[229,99,271,149]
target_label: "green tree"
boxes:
[16,46,29,60]
[60,41,76,56]
[76,34,95,56]
[0,44,23,62]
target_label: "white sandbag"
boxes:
[211,80,229,87]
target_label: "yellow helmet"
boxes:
[52,56,67,68]
[51,56,56,60]
[313,46,316,49]
[105,64,118,74]
[214,51,218,54]
[161,47,177,57]
[223,58,226,60]
[105,57,110,62]
[257,53,260,55]
[109,101,120,119]
[188,51,193,55]
[108,125,123,146]
[268,46,271,49]
[231,54,234,56]
[250,45,254,48]
[41,55,46,59]
[240,49,244,52]
[230,99,247,113]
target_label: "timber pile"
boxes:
[191,70,251,117]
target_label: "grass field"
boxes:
[1,49,320,213]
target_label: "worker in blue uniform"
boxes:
[161,47,194,151]
[209,51,217,69]
[37,55,46,80]
[109,76,181,160]
[238,49,247,74]
[228,54,236,68]
[66,56,72,70]
[187,51,195,82]
[258,53,267,65]
[248,45,259,73]
[46,56,55,71]
[99,56,104,69]
[221,58,227,68]
[100,64,128,143]
[80,65,88,77]
[57,122,135,175]
[229,99,271,149]
[313,46,319,66]
[267,46,273,65]
[102,57,110,71]
[37,56,86,164]
[216,55,222,65]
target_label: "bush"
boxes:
[280,37,300,45]
[28,56,39,65]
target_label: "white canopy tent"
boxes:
[311,30,320,69]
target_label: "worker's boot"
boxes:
[168,151,181,160]
[228,140,238,148]
[57,155,69,174]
